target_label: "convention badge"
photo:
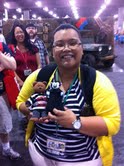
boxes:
[47,138,66,155]
[24,68,32,76]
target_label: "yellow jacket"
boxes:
[16,68,120,166]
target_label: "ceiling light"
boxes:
[32,14,37,18]
[35,1,42,7]
[94,0,111,18]
[104,0,111,5]
[69,0,79,19]
[13,15,17,19]
[43,7,49,12]
[101,4,106,10]
[4,2,10,8]
[49,11,53,15]
[16,8,22,13]
[69,0,75,6]
[37,16,42,20]
[53,14,57,17]
[114,14,118,19]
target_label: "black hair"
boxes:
[9,24,37,54]
[48,23,82,56]
[53,23,81,40]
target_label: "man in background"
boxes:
[26,23,49,68]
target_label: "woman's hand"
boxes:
[29,107,76,127]
[30,116,49,123]
[48,107,76,128]
[3,52,11,57]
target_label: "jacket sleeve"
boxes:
[16,69,40,110]
[93,71,121,136]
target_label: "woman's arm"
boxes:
[14,72,24,88]
[19,102,31,116]
[79,72,120,137]
[36,52,41,69]
[0,52,16,71]
[48,108,108,137]
[16,69,40,115]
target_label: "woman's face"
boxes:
[52,28,83,69]
[14,26,25,43]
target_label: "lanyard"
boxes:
[16,47,28,69]
[54,68,78,136]
[56,69,77,105]
[63,74,77,105]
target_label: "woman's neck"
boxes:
[58,67,78,80]
[58,67,78,91]
[16,43,27,53]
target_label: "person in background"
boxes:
[0,42,21,159]
[0,29,6,44]
[8,24,41,130]
[16,24,120,166]
[26,23,49,68]
[8,24,41,89]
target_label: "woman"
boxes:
[9,24,41,88]
[16,24,120,166]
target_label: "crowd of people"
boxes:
[0,22,49,160]
[0,42,21,159]
[0,22,121,166]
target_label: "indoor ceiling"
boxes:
[0,0,124,19]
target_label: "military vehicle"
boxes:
[81,30,115,68]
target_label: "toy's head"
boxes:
[33,81,47,93]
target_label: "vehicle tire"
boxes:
[82,54,96,68]
[103,59,114,68]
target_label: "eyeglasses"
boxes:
[53,39,82,51]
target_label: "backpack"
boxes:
[0,42,19,109]
[37,63,96,116]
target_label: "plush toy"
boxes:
[26,81,47,118]
[46,81,64,115]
